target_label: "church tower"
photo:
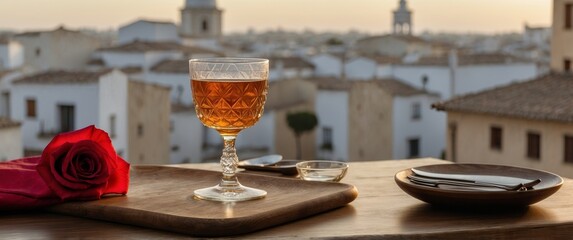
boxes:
[393,0,412,35]
[180,0,223,49]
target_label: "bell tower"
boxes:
[393,0,412,35]
[180,0,223,48]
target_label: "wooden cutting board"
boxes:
[47,165,358,237]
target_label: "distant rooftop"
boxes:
[404,53,532,66]
[269,56,315,69]
[151,59,188,74]
[12,69,112,85]
[359,54,402,64]
[0,37,9,45]
[375,78,439,97]
[99,40,222,55]
[172,103,195,113]
[14,26,81,38]
[305,77,439,97]
[0,118,21,129]
[433,73,573,123]
[358,34,453,49]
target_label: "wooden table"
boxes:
[1,158,573,239]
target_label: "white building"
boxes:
[10,69,171,164]
[118,19,180,44]
[310,78,444,161]
[390,53,539,99]
[0,118,22,161]
[94,41,222,74]
[13,26,101,71]
[147,59,192,105]
[0,38,24,70]
[0,70,24,118]
[308,53,343,78]
[345,55,400,80]
[269,56,314,81]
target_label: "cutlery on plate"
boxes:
[407,174,541,191]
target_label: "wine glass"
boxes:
[189,58,269,201]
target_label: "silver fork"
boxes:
[407,174,541,191]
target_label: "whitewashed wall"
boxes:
[455,64,537,95]
[237,111,275,153]
[0,41,24,69]
[98,70,129,159]
[0,71,23,118]
[144,72,192,105]
[315,90,349,161]
[118,21,179,44]
[170,111,204,163]
[345,57,377,80]
[309,54,342,78]
[0,126,22,161]
[389,65,450,99]
[390,63,538,100]
[392,95,446,159]
[10,83,99,150]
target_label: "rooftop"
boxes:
[404,53,532,66]
[151,59,188,74]
[12,69,112,85]
[14,26,81,38]
[432,73,573,123]
[305,77,438,97]
[269,56,315,69]
[99,40,223,55]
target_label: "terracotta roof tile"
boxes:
[12,69,112,85]
[432,73,573,123]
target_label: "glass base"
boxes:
[193,184,267,202]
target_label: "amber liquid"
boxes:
[191,79,268,135]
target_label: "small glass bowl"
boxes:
[296,161,349,182]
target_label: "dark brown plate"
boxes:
[395,164,563,207]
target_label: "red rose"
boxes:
[37,125,130,201]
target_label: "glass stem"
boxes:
[220,135,240,189]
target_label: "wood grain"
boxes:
[2,158,573,239]
[45,165,358,237]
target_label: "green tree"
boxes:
[286,111,318,159]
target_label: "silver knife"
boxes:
[411,168,541,187]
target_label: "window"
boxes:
[566,3,573,29]
[35,48,41,57]
[109,114,116,138]
[564,135,573,163]
[421,75,429,90]
[59,105,75,133]
[321,127,333,150]
[26,99,36,118]
[527,132,541,160]
[565,59,571,72]
[137,123,144,137]
[411,102,421,120]
[202,18,209,32]
[408,138,420,158]
[490,126,502,150]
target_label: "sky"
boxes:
[0,0,552,34]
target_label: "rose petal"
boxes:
[37,126,128,201]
